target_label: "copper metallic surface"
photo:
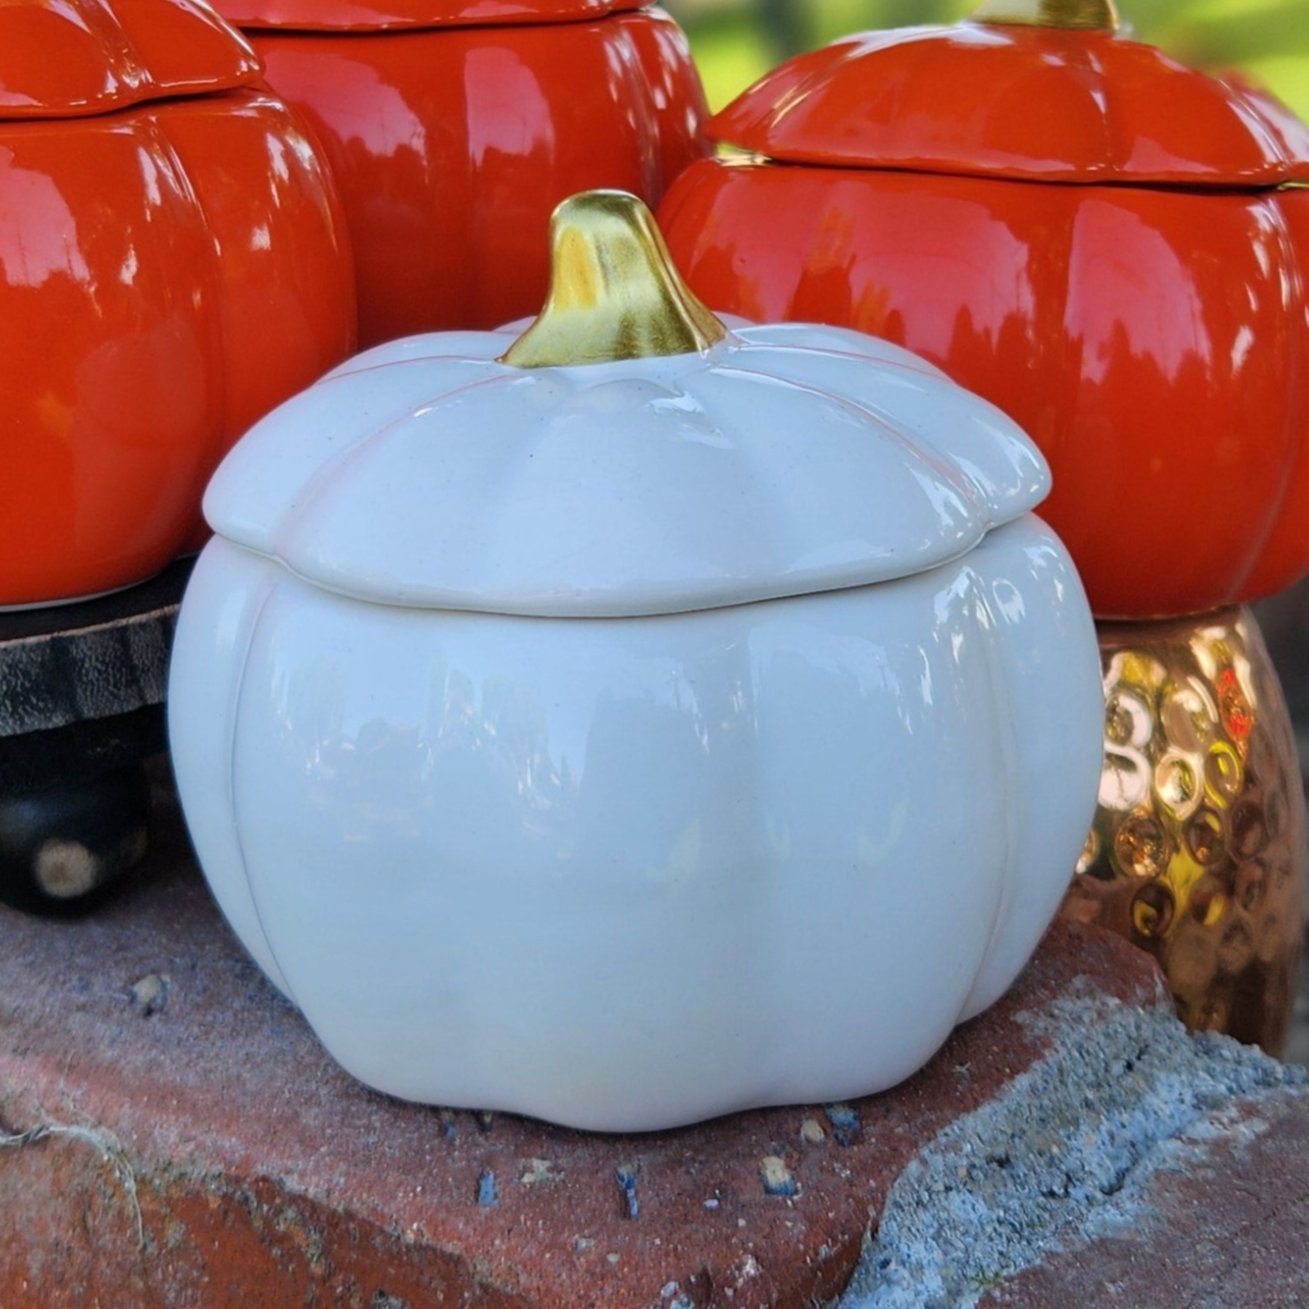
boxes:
[973,0,1119,29]
[502,192,725,369]
[1063,608,1306,1054]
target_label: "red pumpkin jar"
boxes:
[659,0,1309,620]
[0,0,356,608]
[211,0,710,347]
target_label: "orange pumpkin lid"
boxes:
[215,0,649,34]
[0,0,261,120]
[711,0,1309,186]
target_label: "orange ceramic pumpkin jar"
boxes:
[212,0,711,347]
[659,0,1309,620]
[0,0,356,608]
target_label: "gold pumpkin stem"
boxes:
[502,190,727,369]
[972,0,1119,29]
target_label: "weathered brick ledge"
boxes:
[1,792,1305,1309]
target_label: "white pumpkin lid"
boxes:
[204,192,1050,618]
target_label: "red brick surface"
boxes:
[0,798,1169,1309]
[978,1090,1309,1309]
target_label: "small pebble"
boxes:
[703,1197,720,1211]
[574,1237,595,1254]
[800,1117,826,1145]
[476,1170,497,1208]
[824,1102,862,1145]
[614,1161,640,1219]
[606,1253,621,1265]
[520,1158,564,1186]
[760,1155,797,1198]
[128,973,170,1017]
[732,1254,763,1284]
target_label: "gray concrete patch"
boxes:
[839,983,1309,1309]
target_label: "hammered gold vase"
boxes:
[1063,607,1306,1054]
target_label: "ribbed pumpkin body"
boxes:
[173,517,1099,1130]
[169,301,1104,1130]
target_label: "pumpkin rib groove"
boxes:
[166,540,294,994]
[721,360,997,528]
[221,570,296,999]
[147,111,233,478]
[262,369,526,564]
[1224,195,1307,600]
[957,560,1026,1018]
[1238,188,1309,600]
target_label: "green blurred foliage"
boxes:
[663,0,1309,117]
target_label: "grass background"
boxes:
[661,0,1309,118]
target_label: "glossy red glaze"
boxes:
[659,17,1309,619]
[228,7,708,344]
[0,0,261,117]
[1,3,355,607]
[713,21,1309,185]
[221,0,648,31]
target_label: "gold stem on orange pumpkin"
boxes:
[972,0,1119,29]
[502,190,726,369]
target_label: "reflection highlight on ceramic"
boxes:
[219,8,709,345]
[1,0,355,607]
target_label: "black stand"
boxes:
[0,560,192,915]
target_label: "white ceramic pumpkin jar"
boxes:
[169,192,1104,1132]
